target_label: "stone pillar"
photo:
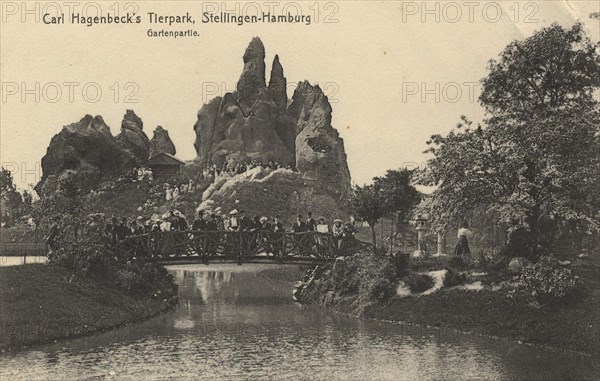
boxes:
[436,231,446,256]
[416,226,426,256]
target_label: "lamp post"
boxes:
[414,214,429,257]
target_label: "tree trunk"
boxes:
[371,224,377,253]
[527,206,542,258]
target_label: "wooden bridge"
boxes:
[114,230,370,265]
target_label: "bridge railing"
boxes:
[114,230,369,263]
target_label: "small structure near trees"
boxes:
[144,153,185,178]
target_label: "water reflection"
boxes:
[1,264,598,381]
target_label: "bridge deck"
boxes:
[115,230,369,264]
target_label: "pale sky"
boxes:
[1,1,598,190]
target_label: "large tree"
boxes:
[421,23,600,258]
[373,169,421,225]
[348,184,387,250]
[0,167,26,226]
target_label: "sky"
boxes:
[1,0,598,190]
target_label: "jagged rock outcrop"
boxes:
[237,37,267,110]
[268,55,287,113]
[116,110,150,163]
[192,43,295,168]
[36,115,138,195]
[289,81,351,195]
[193,37,351,194]
[149,126,176,158]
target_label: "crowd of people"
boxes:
[164,180,196,201]
[92,208,357,257]
[201,160,294,181]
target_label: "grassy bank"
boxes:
[295,252,600,356]
[0,264,176,350]
[366,284,599,355]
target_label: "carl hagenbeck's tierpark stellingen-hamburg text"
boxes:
[43,11,313,27]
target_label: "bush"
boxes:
[513,256,586,305]
[448,256,469,269]
[403,273,434,293]
[409,255,450,272]
[443,267,467,287]
[296,250,401,313]
[391,252,409,276]
[45,212,178,300]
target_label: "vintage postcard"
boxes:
[1,1,599,380]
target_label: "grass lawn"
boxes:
[0,264,174,349]
[365,257,600,356]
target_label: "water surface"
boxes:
[1,263,597,380]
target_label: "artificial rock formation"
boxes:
[116,110,151,163]
[149,126,176,158]
[193,37,350,195]
[289,81,351,194]
[36,115,138,195]
[36,111,178,196]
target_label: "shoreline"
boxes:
[258,264,599,358]
[0,264,178,352]
[337,307,595,359]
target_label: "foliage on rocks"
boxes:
[296,250,403,314]
[43,205,177,300]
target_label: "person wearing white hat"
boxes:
[228,210,239,231]
[259,216,270,230]
[332,219,344,248]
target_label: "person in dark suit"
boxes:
[291,214,306,232]
[239,210,251,231]
[272,216,284,233]
[192,211,207,231]
[291,214,308,255]
[271,215,285,257]
[306,211,317,232]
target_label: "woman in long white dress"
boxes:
[454,221,472,262]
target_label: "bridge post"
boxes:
[202,232,209,265]
[280,233,286,263]
[238,231,243,265]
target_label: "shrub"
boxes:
[448,256,468,269]
[354,251,399,307]
[513,256,586,305]
[443,267,467,287]
[391,252,409,276]
[409,255,450,272]
[296,250,401,313]
[403,273,434,293]
[45,213,178,300]
[116,268,149,294]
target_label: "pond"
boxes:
[1,264,597,380]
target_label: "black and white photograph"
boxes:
[0,1,599,380]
